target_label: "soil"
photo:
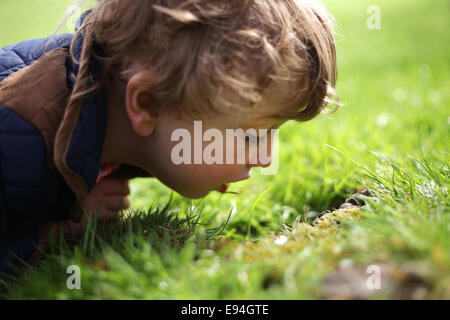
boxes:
[310,189,372,227]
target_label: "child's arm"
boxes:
[0,191,39,274]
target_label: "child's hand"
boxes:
[78,176,131,224]
[30,177,130,264]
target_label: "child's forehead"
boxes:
[176,77,303,126]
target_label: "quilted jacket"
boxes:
[0,11,147,275]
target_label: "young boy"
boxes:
[0,0,338,274]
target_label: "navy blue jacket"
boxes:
[0,11,109,274]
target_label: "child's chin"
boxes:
[178,188,211,199]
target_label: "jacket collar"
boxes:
[54,10,108,207]
[55,11,152,214]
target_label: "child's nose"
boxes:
[256,156,272,168]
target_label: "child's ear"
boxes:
[125,71,160,137]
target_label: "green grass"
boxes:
[0,0,449,299]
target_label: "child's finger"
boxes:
[94,209,119,221]
[36,220,84,250]
[61,220,84,237]
[95,177,130,195]
[103,195,130,212]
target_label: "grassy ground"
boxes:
[0,0,449,299]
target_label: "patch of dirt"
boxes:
[310,190,372,228]
[322,262,432,299]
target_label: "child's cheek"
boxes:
[191,163,242,182]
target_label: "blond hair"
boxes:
[67,0,339,121]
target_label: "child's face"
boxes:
[147,108,284,199]
[125,75,294,199]
[142,82,297,198]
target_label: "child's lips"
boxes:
[216,184,228,193]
